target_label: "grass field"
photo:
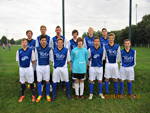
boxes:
[0,46,150,113]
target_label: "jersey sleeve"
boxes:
[50,49,54,62]
[35,48,38,61]
[88,49,91,59]
[83,38,87,48]
[67,50,70,62]
[67,40,71,52]
[117,46,121,63]
[50,38,54,49]
[64,38,68,48]
[102,47,106,60]
[35,38,39,47]
[16,50,19,62]
[134,50,136,67]
[31,50,36,61]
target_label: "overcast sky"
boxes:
[0,0,150,40]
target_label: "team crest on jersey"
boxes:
[108,50,117,56]
[87,40,93,46]
[39,52,49,57]
[55,53,65,60]
[123,56,134,63]
[93,54,100,58]
[21,56,29,61]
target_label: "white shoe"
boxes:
[88,94,93,100]
[99,93,105,99]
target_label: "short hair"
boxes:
[94,36,100,41]
[56,25,61,29]
[124,39,131,43]
[21,38,27,42]
[40,35,47,41]
[26,30,33,35]
[77,37,83,43]
[40,25,46,29]
[102,28,107,32]
[108,33,115,38]
[72,29,79,35]
[57,37,63,42]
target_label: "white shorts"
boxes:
[89,67,103,81]
[104,63,119,79]
[120,67,135,81]
[52,67,69,83]
[19,66,34,84]
[36,65,50,82]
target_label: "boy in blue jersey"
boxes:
[51,26,67,49]
[71,38,89,99]
[35,35,51,102]
[51,38,71,100]
[88,37,105,100]
[16,38,36,102]
[100,28,109,47]
[104,33,120,97]
[84,27,95,49]
[119,39,136,98]
[26,30,37,86]
[36,25,51,47]
[67,30,78,89]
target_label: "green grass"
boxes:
[0,46,150,113]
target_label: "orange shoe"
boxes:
[36,96,42,103]
[18,96,25,103]
[32,96,36,102]
[46,96,51,102]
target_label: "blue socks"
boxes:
[120,82,124,95]
[52,83,57,98]
[37,82,42,96]
[65,82,71,95]
[89,83,94,94]
[46,82,50,96]
[127,82,132,95]
[105,81,109,94]
[114,82,118,94]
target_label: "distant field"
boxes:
[0,46,150,113]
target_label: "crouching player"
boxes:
[119,39,136,98]
[35,35,51,102]
[104,33,120,97]
[51,38,71,101]
[71,38,89,99]
[88,37,105,100]
[16,38,36,102]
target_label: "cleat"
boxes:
[18,96,25,103]
[74,95,80,99]
[88,94,93,100]
[36,96,42,103]
[99,94,105,99]
[32,96,36,102]
[80,95,86,99]
[46,96,51,102]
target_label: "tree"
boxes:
[1,36,8,44]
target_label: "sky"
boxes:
[0,0,150,40]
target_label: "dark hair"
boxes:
[72,29,79,35]
[124,39,131,43]
[102,28,107,32]
[77,37,83,43]
[40,35,47,40]
[21,38,28,42]
[56,25,61,29]
[57,37,63,42]
[94,36,100,41]
[40,25,46,29]
[26,30,33,35]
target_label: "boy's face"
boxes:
[21,40,28,48]
[78,41,83,47]
[102,30,107,37]
[40,27,47,35]
[124,41,131,48]
[88,28,94,35]
[73,32,78,38]
[94,39,100,47]
[109,36,115,43]
[55,28,61,35]
[57,40,64,48]
[26,32,32,40]
[40,38,47,47]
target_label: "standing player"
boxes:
[26,30,37,87]
[16,38,36,102]
[51,26,67,49]
[88,37,105,100]
[35,35,51,102]
[51,38,71,100]
[36,25,51,47]
[104,33,120,97]
[119,39,136,98]
[71,38,89,99]
[84,27,95,49]
[100,28,109,47]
